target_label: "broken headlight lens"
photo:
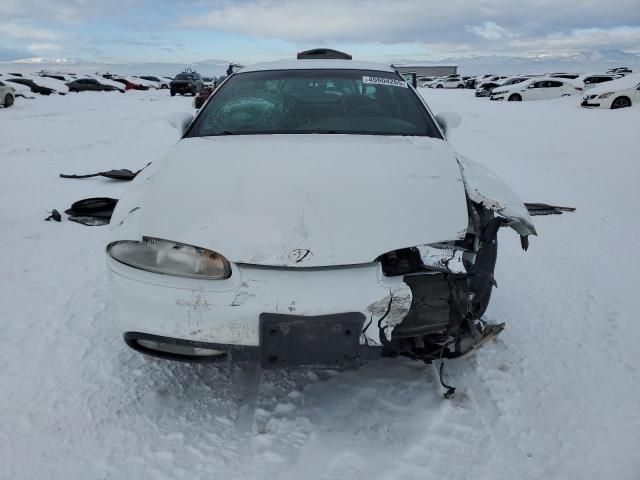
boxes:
[107,237,231,279]
[381,244,474,276]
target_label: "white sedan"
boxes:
[433,76,466,88]
[107,59,537,368]
[491,77,580,101]
[581,73,640,109]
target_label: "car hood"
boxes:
[110,135,469,267]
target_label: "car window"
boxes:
[186,69,441,138]
[532,82,543,88]
[547,81,563,88]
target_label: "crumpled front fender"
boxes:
[457,155,537,237]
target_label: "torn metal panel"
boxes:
[457,155,537,236]
[416,244,467,274]
[363,282,412,346]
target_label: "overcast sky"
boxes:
[1,0,639,63]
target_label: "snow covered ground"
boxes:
[1,89,639,479]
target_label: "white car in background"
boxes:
[138,76,170,89]
[572,73,620,92]
[0,80,16,107]
[433,76,466,88]
[107,59,537,368]
[491,77,580,101]
[581,73,640,109]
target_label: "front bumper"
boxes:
[581,100,601,107]
[107,256,406,350]
[490,96,505,101]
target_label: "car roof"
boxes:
[238,59,395,74]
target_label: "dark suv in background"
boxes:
[170,71,204,96]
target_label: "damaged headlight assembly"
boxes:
[107,237,231,279]
[380,243,474,276]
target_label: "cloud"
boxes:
[466,22,514,40]
[27,42,61,52]
[177,0,640,45]
[0,22,63,41]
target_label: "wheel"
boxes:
[456,84,464,89]
[70,88,78,93]
[4,94,14,107]
[436,84,443,88]
[611,96,631,109]
[508,93,522,101]
[170,90,176,97]
[161,84,168,89]
[191,88,197,96]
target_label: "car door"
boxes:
[524,80,546,100]
[634,82,640,102]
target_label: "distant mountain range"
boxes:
[2,50,638,76]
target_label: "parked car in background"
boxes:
[491,77,580,101]
[549,73,580,80]
[3,80,36,99]
[111,77,149,91]
[66,78,122,92]
[193,86,214,109]
[107,59,535,367]
[5,77,58,95]
[433,76,466,88]
[466,74,494,89]
[475,81,501,97]
[581,73,640,109]
[138,76,169,89]
[572,73,620,92]
[170,71,204,96]
[607,67,632,75]
[24,74,69,93]
[0,80,16,107]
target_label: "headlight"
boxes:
[379,244,473,276]
[107,237,231,279]
[598,92,614,99]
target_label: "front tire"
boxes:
[170,90,176,97]
[457,84,464,89]
[508,93,522,101]
[611,96,631,109]
[4,94,14,107]
[436,84,443,89]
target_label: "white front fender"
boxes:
[457,156,537,237]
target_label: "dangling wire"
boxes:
[438,362,456,399]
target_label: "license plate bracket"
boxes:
[259,312,365,369]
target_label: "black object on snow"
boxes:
[60,163,151,181]
[45,209,61,222]
[525,203,576,216]
[65,197,118,219]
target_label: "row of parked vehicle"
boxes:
[418,67,638,109]
[0,70,221,107]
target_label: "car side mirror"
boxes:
[168,112,194,135]
[435,112,462,137]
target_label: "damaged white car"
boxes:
[107,60,537,368]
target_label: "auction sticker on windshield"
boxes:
[362,76,408,88]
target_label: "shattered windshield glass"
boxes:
[186,69,441,138]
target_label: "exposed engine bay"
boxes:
[376,200,509,363]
